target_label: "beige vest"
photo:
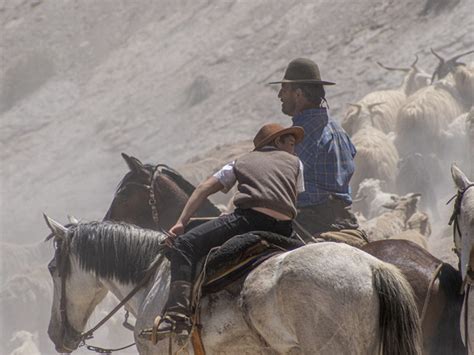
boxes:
[233,148,300,218]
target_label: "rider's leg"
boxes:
[149,208,293,341]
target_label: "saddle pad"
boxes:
[200,231,303,294]
[313,229,369,248]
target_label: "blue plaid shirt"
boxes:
[293,108,356,207]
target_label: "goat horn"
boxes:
[449,49,474,63]
[376,61,410,72]
[367,102,384,110]
[348,103,362,116]
[430,48,445,63]
[411,55,419,68]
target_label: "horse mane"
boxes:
[158,165,221,216]
[158,165,197,197]
[68,221,166,284]
[112,162,221,217]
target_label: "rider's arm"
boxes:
[178,176,224,225]
[168,176,224,237]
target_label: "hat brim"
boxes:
[268,79,336,85]
[254,126,305,150]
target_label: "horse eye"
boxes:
[53,240,62,249]
[48,260,57,274]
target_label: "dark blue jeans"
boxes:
[169,208,293,282]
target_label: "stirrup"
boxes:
[140,313,192,344]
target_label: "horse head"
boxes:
[44,214,107,353]
[104,153,220,231]
[450,164,474,282]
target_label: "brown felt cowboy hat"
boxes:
[253,123,305,150]
[268,58,336,85]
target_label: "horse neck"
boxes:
[98,278,146,317]
[456,188,474,282]
[156,175,220,220]
[99,259,170,320]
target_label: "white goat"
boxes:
[9,331,40,355]
[342,56,430,136]
[359,192,421,242]
[440,109,472,168]
[395,51,474,158]
[354,178,400,219]
[351,126,399,194]
[407,211,432,237]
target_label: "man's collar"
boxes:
[292,108,329,129]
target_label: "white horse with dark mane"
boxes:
[450,164,474,352]
[44,217,422,355]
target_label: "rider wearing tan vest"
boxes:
[143,123,305,342]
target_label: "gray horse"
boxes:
[44,217,422,355]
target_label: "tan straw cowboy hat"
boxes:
[253,123,305,150]
[269,58,336,85]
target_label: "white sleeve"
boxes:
[213,161,237,193]
[297,160,305,193]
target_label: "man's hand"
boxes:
[165,222,185,247]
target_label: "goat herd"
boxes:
[341,49,473,251]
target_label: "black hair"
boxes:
[271,133,294,147]
[290,83,326,106]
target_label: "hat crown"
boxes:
[284,58,322,81]
[253,123,304,150]
[253,123,285,148]
[268,57,335,85]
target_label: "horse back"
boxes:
[362,239,442,312]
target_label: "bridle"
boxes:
[448,184,474,260]
[447,183,474,351]
[114,164,172,236]
[52,237,82,351]
[51,231,165,353]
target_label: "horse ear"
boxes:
[43,213,68,240]
[451,163,471,190]
[121,153,145,173]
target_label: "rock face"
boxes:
[0,0,473,353]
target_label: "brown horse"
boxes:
[105,153,465,355]
[104,153,221,230]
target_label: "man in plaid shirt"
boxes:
[270,58,360,239]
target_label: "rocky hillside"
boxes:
[1,0,472,244]
[0,0,473,353]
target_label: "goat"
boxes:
[342,56,430,136]
[359,192,421,242]
[350,126,399,194]
[353,178,400,219]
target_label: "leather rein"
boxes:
[55,165,171,353]
[54,232,165,353]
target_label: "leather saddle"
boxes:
[186,218,303,295]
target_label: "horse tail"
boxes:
[372,262,423,355]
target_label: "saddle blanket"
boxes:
[199,231,303,294]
